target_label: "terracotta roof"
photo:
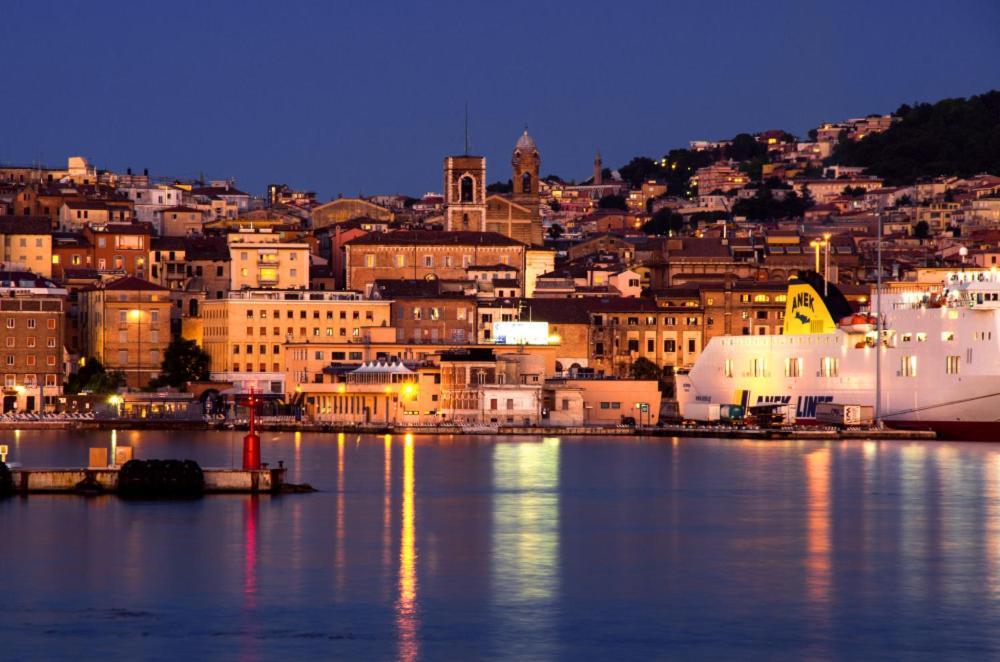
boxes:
[346,230,524,247]
[0,216,52,234]
[184,236,229,261]
[102,275,168,292]
[158,205,203,214]
[151,236,188,251]
[62,268,99,280]
[466,263,518,271]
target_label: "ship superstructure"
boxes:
[677,270,1000,440]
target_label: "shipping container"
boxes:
[815,403,874,426]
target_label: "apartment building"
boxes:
[227,229,310,290]
[78,276,172,388]
[200,290,393,396]
[0,216,53,276]
[0,271,67,412]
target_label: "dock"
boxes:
[9,467,287,495]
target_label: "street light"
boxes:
[822,232,832,296]
[129,308,142,388]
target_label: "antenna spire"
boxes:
[464,102,470,155]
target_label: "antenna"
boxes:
[464,102,470,155]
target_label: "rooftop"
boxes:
[346,230,524,247]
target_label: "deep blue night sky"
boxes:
[1,0,997,199]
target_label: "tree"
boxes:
[487,179,512,194]
[842,185,866,198]
[830,90,1000,184]
[725,133,766,162]
[65,357,125,395]
[642,208,685,235]
[548,198,561,213]
[913,220,930,239]
[547,223,564,240]
[149,338,211,389]
[630,357,662,381]
[598,194,628,211]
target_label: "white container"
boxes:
[816,403,874,426]
[683,402,721,422]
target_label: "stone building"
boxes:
[79,276,172,388]
[0,271,67,413]
[344,230,525,292]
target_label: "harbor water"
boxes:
[2,430,1000,660]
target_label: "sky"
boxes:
[1,0,998,200]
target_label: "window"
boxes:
[413,307,422,321]
[365,254,375,267]
[820,356,839,378]
[460,176,474,202]
[946,355,960,375]
[46,338,56,348]
[3,337,11,348]
[688,338,696,353]
[647,338,654,352]
[941,331,955,342]
[900,355,917,377]
[756,311,768,320]
[26,337,35,348]
[751,357,766,377]
[423,255,433,267]
[627,339,639,352]
[395,254,406,268]
[785,357,802,377]
[664,339,676,353]
[724,358,733,378]
[27,319,36,329]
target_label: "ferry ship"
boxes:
[677,270,1000,440]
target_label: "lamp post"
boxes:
[822,232,832,296]
[129,308,142,388]
[810,239,822,273]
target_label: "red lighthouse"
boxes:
[242,387,261,470]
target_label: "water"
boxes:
[2,430,999,661]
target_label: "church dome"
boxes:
[513,130,538,159]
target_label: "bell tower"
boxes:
[593,150,603,186]
[511,130,543,245]
[512,129,540,200]
[444,155,486,232]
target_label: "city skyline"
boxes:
[1,0,998,198]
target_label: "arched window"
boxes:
[460,176,473,202]
[521,172,532,193]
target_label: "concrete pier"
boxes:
[10,467,286,494]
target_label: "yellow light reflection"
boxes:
[335,432,345,594]
[805,447,830,624]
[987,454,1000,598]
[396,432,418,662]
[490,438,560,654]
[383,431,393,596]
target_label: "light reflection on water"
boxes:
[490,438,560,659]
[2,431,1000,659]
